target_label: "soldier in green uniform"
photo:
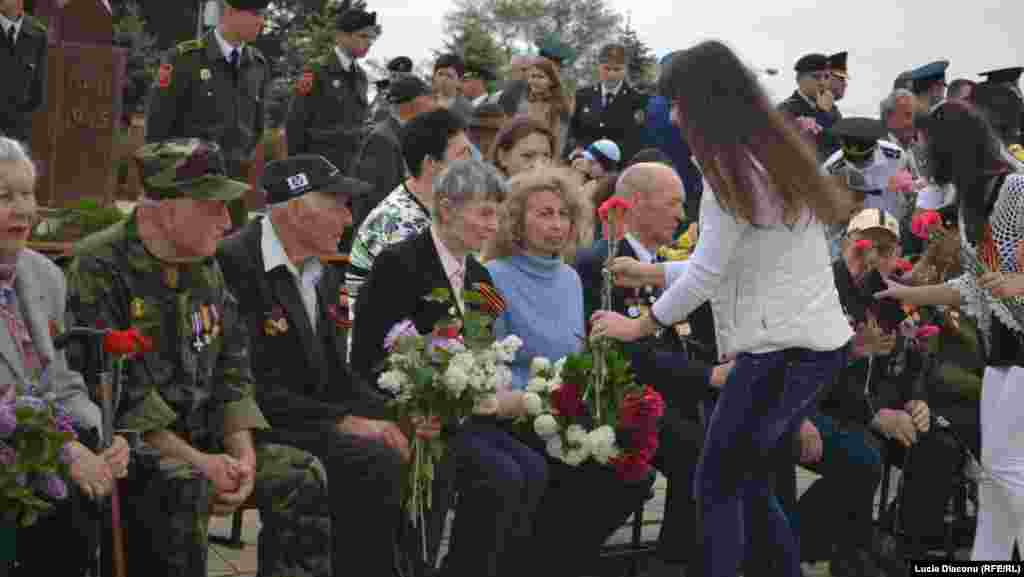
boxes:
[144,0,271,227]
[65,139,332,577]
[286,8,381,174]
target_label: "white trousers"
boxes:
[971,366,1024,560]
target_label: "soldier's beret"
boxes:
[134,139,248,201]
[794,53,829,74]
[387,56,414,73]
[387,75,430,104]
[337,9,379,33]
[979,67,1024,86]
[261,155,372,206]
[223,0,271,11]
[599,44,627,65]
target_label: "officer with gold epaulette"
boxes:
[286,8,381,175]
[0,2,48,142]
[65,139,333,577]
[144,0,271,227]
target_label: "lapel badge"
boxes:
[130,297,146,319]
[264,305,289,336]
[163,266,179,290]
[332,79,341,88]
[200,68,211,81]
[627,305,641,318]
[583,106,590,114]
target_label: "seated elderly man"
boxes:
[789,210,940,577]
[217,155,436,576]
[574,162,733,576]
[0,137,129,575]
[65,139,333,577]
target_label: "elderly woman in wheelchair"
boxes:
[0,138,130,575]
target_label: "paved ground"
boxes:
[205,466,968,577]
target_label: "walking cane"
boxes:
[53,328,126,577]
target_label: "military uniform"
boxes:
[144,32,268,181]
[0,14,48,142]
[286,50,369,174]
[65,139,331,577]
[779,53,840,160]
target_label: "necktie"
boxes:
[229,48,239,84]
[6,26,14,52]
[603,92,611,109]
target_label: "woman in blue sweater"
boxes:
[484,166,654,577]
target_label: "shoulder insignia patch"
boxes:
[296,71,314,96]
[158,63,173,89]
[176,39,205,56]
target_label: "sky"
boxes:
[359,0,1021,118]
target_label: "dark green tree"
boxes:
[619,20,655,88]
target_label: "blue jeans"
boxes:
[444,419,548,577]
[697,344,849,577]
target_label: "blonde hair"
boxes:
[484,166,582,262]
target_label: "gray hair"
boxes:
[432,158,508,223]
[880,88,915,122]
[0,138,37,180]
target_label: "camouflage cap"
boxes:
[134,139,250,201]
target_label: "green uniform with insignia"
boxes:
[285,50,370,175]
[64,139,331,577]
[145,31,269,224]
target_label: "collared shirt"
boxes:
[625,234,656,264]
[0,12,23,44]
[0,265,42,382]
[261,216,323,331]
[601,82,623,106]
[334,46,353,72]
[214,26,243,65]
[430,227,467,313]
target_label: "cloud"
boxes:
[368,0,1023,117]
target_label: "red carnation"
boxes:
[911,210,943,240]
[550,382,586,418]
[103,328,153,357]
[620,386,665,429]
[853,239,873,252]
[610,452,653,483]
[598,196,633,241]
[433,324,461,339]
[895,258,914,273]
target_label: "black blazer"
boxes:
[574,238,717,412]
[216,218,389,445]
[568,83,648,162]
[0,16,47,142]
[351,230,500,381]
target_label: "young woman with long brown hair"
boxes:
[513,57,572,156]
[591,40,854,577]
[878,99,1024,561]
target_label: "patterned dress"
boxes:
[346,183,432,325]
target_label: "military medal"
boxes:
[200,68,211,81]
[627,305,640,318]
[163,266,179,289]
[210,304,221,338]
[332,79,340,88]
[201,305,212,345]
[192,311,204,351]
[130,297,145,319]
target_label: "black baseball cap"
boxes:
[261,155,371,206]
[387,75,431,104]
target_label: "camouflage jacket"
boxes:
[65,214,269,450]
